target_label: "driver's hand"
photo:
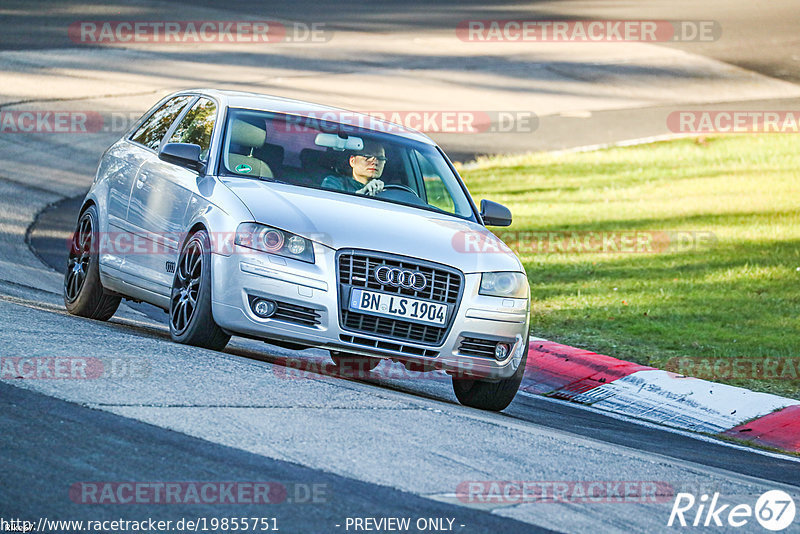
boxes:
[357,179,385,196]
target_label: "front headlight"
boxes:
[479,272,529,298]
[234,222,315,264]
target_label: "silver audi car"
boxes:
[64,89,530,411]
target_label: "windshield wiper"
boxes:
[255,176,288,184]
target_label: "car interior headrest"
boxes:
[230,120,267,148]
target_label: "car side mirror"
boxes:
[159,142,205,174]
[480,199,512,227]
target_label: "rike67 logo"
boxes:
[668,490,796,531]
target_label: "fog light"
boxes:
[494,343,511,361]
[252,298,276,318]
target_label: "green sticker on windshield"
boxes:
[235,163,252,174]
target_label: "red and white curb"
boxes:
[523,339,800,454]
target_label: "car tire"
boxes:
[451,335,529,412]
[169,230,230,351]
[63,205,121,320]
[330,351,381,373]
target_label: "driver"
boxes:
[321,141,386,196]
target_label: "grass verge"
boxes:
[460,135,800,399]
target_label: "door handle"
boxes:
[135,174,148,189]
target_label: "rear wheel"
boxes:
[452,336,529,412]
[63,205,121,320]
[330,351,381,374]
[169,230,230,351]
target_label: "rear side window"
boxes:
[168,98,217,162]
[130,95,193,150]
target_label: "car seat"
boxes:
[227,120,273,178]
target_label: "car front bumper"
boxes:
[211,245,530,380]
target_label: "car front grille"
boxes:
[458,337,498,358]
[339,335,439,358]
[341,310,443,344]
[337,251,463,346]
[339,252,461,304]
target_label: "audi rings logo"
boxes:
[374,266,427,291]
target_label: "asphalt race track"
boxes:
[2,2,800,533]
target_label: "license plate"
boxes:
[349,289,447,326]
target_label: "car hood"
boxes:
[222,178,523,274]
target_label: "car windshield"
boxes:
[219,108,476,220]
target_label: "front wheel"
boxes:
[452,336,529,412]
[63,205,121,320]
[169,230,230,351]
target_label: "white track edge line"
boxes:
[519,391,800,464]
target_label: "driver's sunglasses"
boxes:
[356,153,387,163]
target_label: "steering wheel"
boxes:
[376,184,426,206]
[380,184,420,197]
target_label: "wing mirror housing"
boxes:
[159,142,205,173]
[480,199,512,227]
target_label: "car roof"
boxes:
[176,88,436,145]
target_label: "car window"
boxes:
[168,98,217,162]
[130,95,193,151]
[413,149,456,214]
[219,109,477,221]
